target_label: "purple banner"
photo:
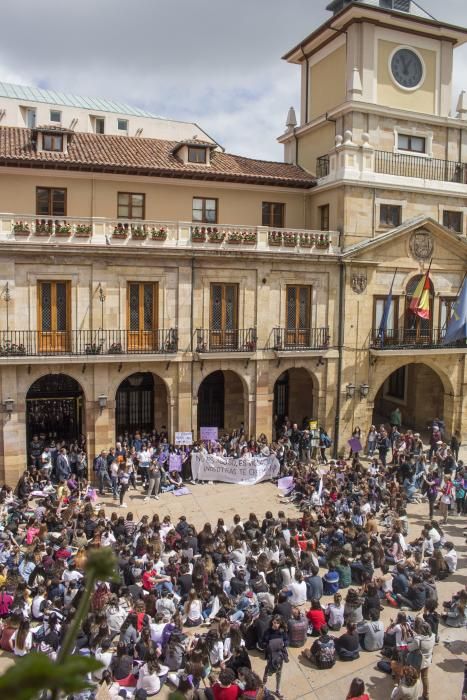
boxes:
[348,438,363,453]
[169,453,183,472]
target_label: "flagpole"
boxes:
[378,268,398,347]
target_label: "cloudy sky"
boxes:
[1,0,467,160]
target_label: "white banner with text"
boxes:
[191,452,280,485]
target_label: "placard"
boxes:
[200,427,219,441]
[309,420,318,430]
[168,453,183,472]
[175,431,193,445]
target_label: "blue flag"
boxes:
[443,276,467,344]
[378,271,396,341]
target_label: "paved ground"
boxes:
[0,475,465,699]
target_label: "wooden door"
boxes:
[127,282,157,350]
[38,281,70,353]
[286,285,311,347]
[210,284,238,349]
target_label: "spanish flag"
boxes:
[409,267,431,319]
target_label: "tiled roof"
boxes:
[0,127,315,188]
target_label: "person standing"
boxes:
[408,617,434,700]
[262,615,288,700]
[118,464,130,507]
[145,461,161,501]
[95,450,111,496]
[439,476,455,524]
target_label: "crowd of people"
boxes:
[0,417,464,700]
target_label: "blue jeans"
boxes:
[155,581,174,594]
[111,475,118,498]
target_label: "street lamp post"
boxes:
[97,283,106,331]
[1,282,11,333]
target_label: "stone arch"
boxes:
[268,362,320,396]
[197,369,247,433]
[371,360,454,437]
[272,366,317,436]
[26,372,86,449]
[114,371,171,438]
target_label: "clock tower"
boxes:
[279,0,467,241]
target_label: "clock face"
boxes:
[390,48,424,90]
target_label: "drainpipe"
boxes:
[300,46,310,125]
[333,259,345,458]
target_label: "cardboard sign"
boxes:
[175,431,193,445]
[168,453,183,472]
[309,420,318,430]
[200,427,219,441]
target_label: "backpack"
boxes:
[267,637,286,671]
[317,638,336,669]
[406,646,423,671]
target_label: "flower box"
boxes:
[283,234,298,247]
[242,232,257,244]
[192,227,206,242]
[112,233,128,239]
[300,234,314,248]
[13,222,31,235]
[315,234,330,249]
[268,231,282,246]
[151,227,167,241]
[131,232,147,240]
[54,229,71,237]
[35,226,53,236]
[75,225,92,236]
[226,232,242,243]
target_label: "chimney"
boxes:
[286,106,297,131]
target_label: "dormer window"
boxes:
[43,133,64,152]
[50,109,62,123]
[188,146,207,164]
[172,139,219,166]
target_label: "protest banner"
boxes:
[168,453,183,472]
[200,427,219,441]
[175,431,193,445]
[191,452,280,485]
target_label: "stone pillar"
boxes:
[255,360,273,440]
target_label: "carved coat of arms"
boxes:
[351,273,367,294]
[409,229,433,261]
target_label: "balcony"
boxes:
[195,328,257,353]
[0,214,341,254]
[0,329,178,358]
[375,151,467,184]
[370,328,466,351]
[268,327,330,351]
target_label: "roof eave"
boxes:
[283,4,467,64]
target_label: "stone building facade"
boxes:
[0,0,466,482]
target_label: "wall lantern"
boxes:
[345,383,356,399]
[98,394,108,413]
[4,397,14,417]
[360,383,370,399]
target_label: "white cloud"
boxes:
[0,0,467,159]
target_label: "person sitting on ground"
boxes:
[346,677,371,700]
[303,624,336,669]
[287,606,308,648]
[357,609,384,652]
[325,592,345,631]
[390,665,421,700]
[306,599,326,636]
[334,622,360,661]
[442,589,467,628]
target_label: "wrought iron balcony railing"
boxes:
[0,329,178,357]
[268,327,330,351]
[370,328,466,349]
[195,328,257,353]
[375,151,467,184]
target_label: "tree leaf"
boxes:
[0,652,102,700]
